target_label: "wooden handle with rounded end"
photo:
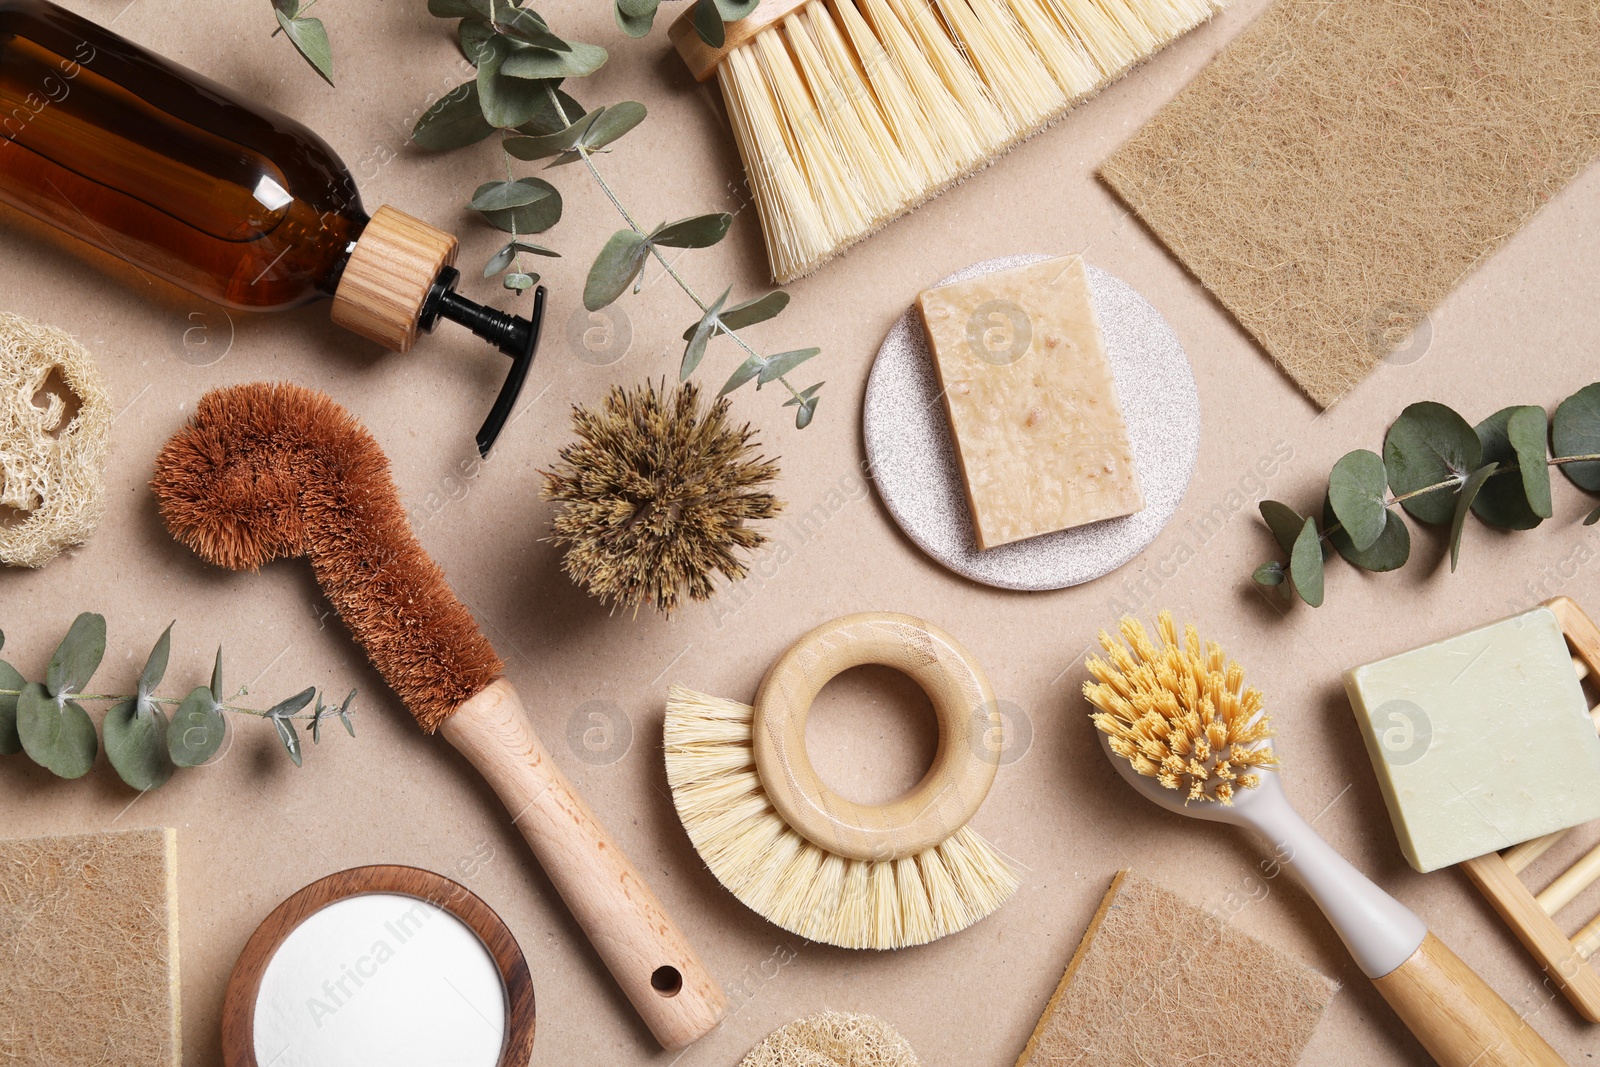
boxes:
[1371,932,1567,1067]
[440,679,727,1051]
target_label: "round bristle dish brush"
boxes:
[150,381,726,1051]
[1084,611,1568,1067]
[665,612,1019,950]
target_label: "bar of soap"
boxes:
[1343,607,1600,873]
[916,257,1144,550]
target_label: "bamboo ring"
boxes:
[751,612,1000,863]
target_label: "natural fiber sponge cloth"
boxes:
[740,1011,922,1067]
[0,827,181,1066]
[1343,607,1600,873]
[0,312,111,567]
[916,256,1143,550]
[1017,870,1336,1067]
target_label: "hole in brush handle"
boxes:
[650,966,683,997]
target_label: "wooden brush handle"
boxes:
[440,679,727,1051]
[670,0,808,81]
[1371,933,1567,1067]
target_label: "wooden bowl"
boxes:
[221,865,535,1067]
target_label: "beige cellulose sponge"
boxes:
[1017,869,1336,1067]
[0,312,111,567]
[740,1011,922,1067]
[0,828,181,1067]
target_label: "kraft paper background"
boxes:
[2,2,1598,1065]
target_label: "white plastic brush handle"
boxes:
[1235,782,1426,977]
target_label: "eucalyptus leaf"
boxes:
[477,178,562,234]
[338,690,356,737]
[651,212,732,249]
[1586,503,1600,526]
[1289,517,1324,607]
[427,0,492,17]
[757,347,820,386]
[275,11,334,87]
[692,0,726,47]
[104,699,173,791]
[483,240,559,277]
[1327,449,1389,551]
[210,646,223,700]
[266,687,316,720]
[500,41,607,80]
[784,383,822,429]
[1473,406,1551,529]
[584,230,651,311]
[168,687,226,767]
[477,37,551,128]
[138,623,173,698]
[579,101,646,152]
[720,353,763,396]
[458,19,495,66]
[503,272,537,291]
[272,713,303,767]
[682,287,732,379]
[412,82,497,150]
[46,612,105,697]
[17,683,97,778]
[1552,383,1600,491]
[614,0,660,36]
[0,659,23,755]
[1323,495,1411,572]
[515,84,586,137]
[1384,401,1479,525]
[683,291,789,339]
[504,107,605,160]
[1253,561,1286,587]
[1447,463,1497,572]
[1259,500,1305,555]
[494,7,571,52]
[471,179,552,212]
[714,0,761,16]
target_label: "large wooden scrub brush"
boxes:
[671,0,1224,282]
[150,382,726,1051]
[1085,612,1568,1067]
[666,612,1018,949]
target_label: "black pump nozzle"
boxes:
[419,266,545,458]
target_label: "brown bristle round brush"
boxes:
[151,381,727,1051]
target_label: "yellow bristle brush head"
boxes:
[1083,610,1278,805]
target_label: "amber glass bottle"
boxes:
[0,0,542,454]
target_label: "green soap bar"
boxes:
[1343,606,1600,873]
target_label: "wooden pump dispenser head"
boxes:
[0,0,543,456]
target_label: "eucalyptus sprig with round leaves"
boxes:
[0,614,355,791]
[1253,383,1600,606]
[411,0,825,429]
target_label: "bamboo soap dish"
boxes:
[1458,596,1600,1021]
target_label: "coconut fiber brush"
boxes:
[1085,612,1567,1067]
[671,0,1223,283]
[150,382,726,1051]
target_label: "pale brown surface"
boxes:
[1015,869,1336,1067]
[1,1,1599,1065]
[1102,0,1600,407]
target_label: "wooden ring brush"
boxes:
[150,381,726,1051]
[666,612,1019,949]
[1084,611,1568,1067]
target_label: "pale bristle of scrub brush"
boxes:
[675,0,1226,283]
[664,685,1019,950]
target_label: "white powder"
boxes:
[253,893,507,1067]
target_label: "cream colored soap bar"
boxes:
[916,257,1143,550]
[1343,607,1600,873]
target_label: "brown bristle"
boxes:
[150,382,503,732]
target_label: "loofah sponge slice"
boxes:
[1017,869,1336,1067]
[739,1011,922,1067]
[0,312,111,567]
[0,827,181,1067]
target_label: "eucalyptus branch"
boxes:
[1,614,355,789]
[1252,390,1600,608]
